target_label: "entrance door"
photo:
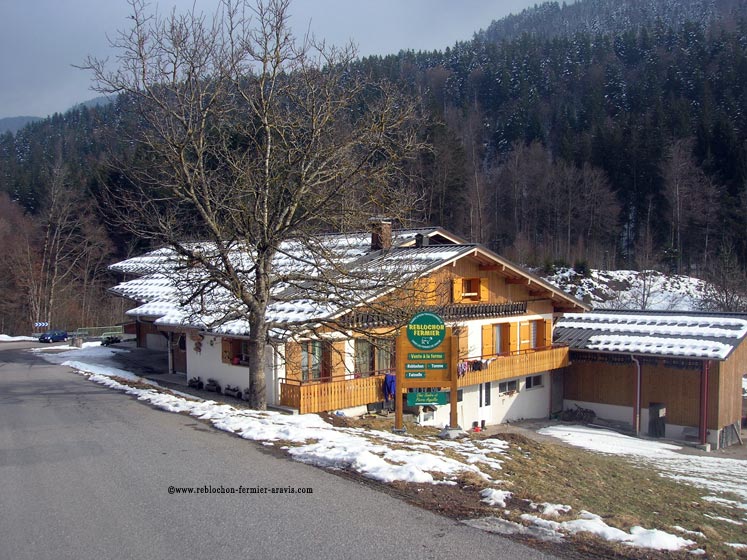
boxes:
[173,334,187,374]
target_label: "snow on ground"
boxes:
[0,334,38,342]
[35,345,721,553]
[538,425,747,507]
[541,268,705,311]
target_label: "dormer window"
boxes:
[453,277,488,303]
[461,278,479,298]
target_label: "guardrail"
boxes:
[76,326,124,338]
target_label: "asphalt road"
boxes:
[0,343,557,560]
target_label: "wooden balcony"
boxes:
[457,345,569,387]
[279,373,386,415]
[279,346,568,414]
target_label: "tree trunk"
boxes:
[247,316,268,410]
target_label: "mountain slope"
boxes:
[0,116,43,135]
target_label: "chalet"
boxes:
[109,225,588,430]
[555,311,747,449]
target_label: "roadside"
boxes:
[25,340,747,559]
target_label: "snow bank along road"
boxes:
[0,344,553,560]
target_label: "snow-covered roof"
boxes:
[110,228,586,337]
[555,311,747,360]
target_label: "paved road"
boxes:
[0,344,557,560]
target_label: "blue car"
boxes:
[39,330,68,343]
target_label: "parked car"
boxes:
[38,330,68,343]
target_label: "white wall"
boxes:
[186,335,278,403]
[422,373,552,429]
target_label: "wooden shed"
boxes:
[554,311,747,449]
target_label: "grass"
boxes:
[328,413,747,559]
[475,431,747,559]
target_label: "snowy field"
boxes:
[31,343,747,554]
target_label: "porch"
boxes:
[279,345,569,414]
[279,373,387,415]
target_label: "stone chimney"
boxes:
[370,217,392,252]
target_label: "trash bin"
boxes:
[648,402,666,438]
[72,336,84,348]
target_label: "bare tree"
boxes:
[83,0,426,409]
[698,240,747,312]
[661,138,721,274]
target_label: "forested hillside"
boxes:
[362,0,747,275]
[1,0,746,333]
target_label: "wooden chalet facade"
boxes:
[109,228,747,447]
[110,226,587,430]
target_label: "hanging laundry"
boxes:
[383,374,396,401]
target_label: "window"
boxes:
[453,277,487,302]
[480,382,491,407]
[301,341,322,381]
[375,338,395,373]
[525,375,543,389]
[498,380,518,394]
[355,338,395,376]
[530,321,538,348]
[493,324,502,354]
[221,337,250,366]
[355,339,375,376]
[462,277,479,297]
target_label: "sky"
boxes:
[0,0,539,120]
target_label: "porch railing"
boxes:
[279,372,387,414]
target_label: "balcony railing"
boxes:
[456,345,569,387]
[279,345,568,414]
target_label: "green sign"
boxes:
[407,391,449,406]
[405,371,426,379]
[407,352,445,360]
[406,312,446,351]
[427,363,448,370]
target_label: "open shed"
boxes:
[554,311,747,449]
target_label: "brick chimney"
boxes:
[370,217,392,252]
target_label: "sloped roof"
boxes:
[555,311,747,360]
[110,228,587,336]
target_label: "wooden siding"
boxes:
[717,340,747,428]
[565,357,722,428]
[412,259,551,307]
[279,374,385,414]
[457,346,569,387]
